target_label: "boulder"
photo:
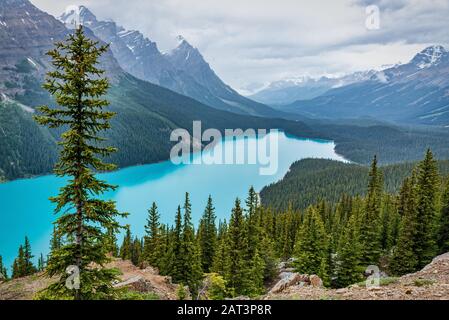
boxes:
[310,275,323,288]
[113,275,156,293]
[269,273,308,294]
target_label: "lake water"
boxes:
[0,131,346,269]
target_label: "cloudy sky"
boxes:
[32,0,449,93]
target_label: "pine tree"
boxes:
[38,253,46,272]
[131,237,142,266]
[12,245,25,278]
[390,177,418,276]
[211,231,230,276]
[0,255,8,281]
[168,206,183,281]
[12,258,20,279]
[225,198,248,296]
[144,202,162,267]
[198,195,217,273]
[293,207,329,281]
[34,26,127,300]
[23,236,36,276]
[179,193,203,298]
[438,178,449,254]
[336,214,363,288]
[49,226,62,254]
[359,156,383,268]
[120,225,132,261]
[414,150,440,268]
[104,227,119,257]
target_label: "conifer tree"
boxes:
[23,236,36,276]
[359,156,383,267]
[49,226,62,254]
[390,177,418,275]
[144,202,161,267]
[34,26,126,299]
[211,231,230,276]
[197,195,217,273]
[131,237,142,266]
[12,245,25,278]
[120,226,133,261]
[179,193,203,298]
[0,255,7,281]
[438,178,449,254]
[225,198,248,296]
[414,150,440,268]
[245,187,259,260]
[104,227,119,257]
[168,206,183,281]
[336,214,363,288]
[38,253,46,272]
[293,207,329,281]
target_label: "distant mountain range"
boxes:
[277,45,449,126]
[248,70,378,106]
[59,6,277,117]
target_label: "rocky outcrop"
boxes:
[265,253,449,300]
[0,258,178,300]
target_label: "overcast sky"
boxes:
[31,0,449,93]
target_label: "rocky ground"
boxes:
[0,258,178,300]
[264,253,449,300]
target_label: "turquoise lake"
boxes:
[0,131,346,268]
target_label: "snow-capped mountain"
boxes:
[0,0,121,98]
[249,70,377,105]
[59,6,277,117]
[282,45,449,126]
[410,45,446,69]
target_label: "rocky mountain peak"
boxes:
[59,5,98,28]
[411,45,447,69]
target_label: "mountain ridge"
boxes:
[59,5,278,117]
[281,45,449,126]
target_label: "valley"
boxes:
[1,0,449,303]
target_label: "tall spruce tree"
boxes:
[0,255,7,281]
[197,195,217,273]
[225,198,248,296]
[359,156,383,268]
[390,176,418,275]
[23,236,36,276]
[104,227,119,257]
[12,245,25,279]
[168,206,184,281]
[131,237,142,266]
[34,26,127,299]
[179,193,203,298]
[120,225,132,261]
[38,253,46,272]
[293,207,329,281]
[144,202,162,267]
[438,178,449,254]
[336,214,363,288]
[49,226,62,254]
[414,150,440,268]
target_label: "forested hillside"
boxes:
[260,158,449,211]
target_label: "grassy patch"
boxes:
[117,289,159,300]
[413,279,435,287]
[355,277,399,287]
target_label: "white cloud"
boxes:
[31,0,449,92]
